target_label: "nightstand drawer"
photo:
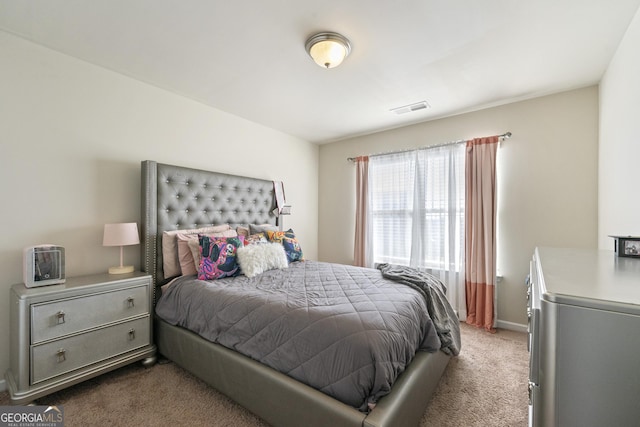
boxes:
[31,285,149,344]
[31,316,150,384]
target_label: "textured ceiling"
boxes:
[1,0,639,143]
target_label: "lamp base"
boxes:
[108,265,134,275]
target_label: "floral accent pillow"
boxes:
[266,229,304,263]
[178,229,238,276]
[198,235,245,280]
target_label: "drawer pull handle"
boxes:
[57,348,66,363]
[528,381,534,405]
[127,297,135,308]
[128,329,136,340]
[56,311,66,324]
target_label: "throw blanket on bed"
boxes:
[156,260,458,411]
[377,263,461,356]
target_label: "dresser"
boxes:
[528,247,640,427]
[5,272,157,404]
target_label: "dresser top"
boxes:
[535,247,640,310]
[11,271,151,299]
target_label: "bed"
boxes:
[140,160,458,427]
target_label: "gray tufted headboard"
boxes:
[140,160,277,288]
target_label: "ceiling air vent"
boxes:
[390,101,431,115]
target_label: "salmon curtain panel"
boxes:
[354,156,371,267]
[465,136,499,332]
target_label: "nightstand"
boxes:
[5,271,157,405]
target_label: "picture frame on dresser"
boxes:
[609,235,640,258]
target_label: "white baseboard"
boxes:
[0,378,6,392]
[496,319,527,333]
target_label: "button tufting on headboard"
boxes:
[142,160,278,288]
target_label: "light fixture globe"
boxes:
[305,32,351,69]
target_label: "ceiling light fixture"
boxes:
[305,32,352,69]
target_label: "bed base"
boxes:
[156,318,450,427]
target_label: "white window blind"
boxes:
[368,143,466,315]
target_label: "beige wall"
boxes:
[599,7,640,247]
[319,87,599,329]
[0,31,319,382]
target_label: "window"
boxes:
[368,144,465,272]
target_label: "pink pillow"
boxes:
[162,224,231,277]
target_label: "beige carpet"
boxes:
[0,323,528,426]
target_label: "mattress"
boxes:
[155,260,459,411]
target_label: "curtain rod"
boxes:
[346,132,512,162]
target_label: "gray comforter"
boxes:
[155,260,460,411]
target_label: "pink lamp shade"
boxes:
[103,222,140,274]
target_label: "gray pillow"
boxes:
[249,223,278,235]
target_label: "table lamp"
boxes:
[103,222,140,274]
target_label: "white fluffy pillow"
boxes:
[237,242,288,278]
